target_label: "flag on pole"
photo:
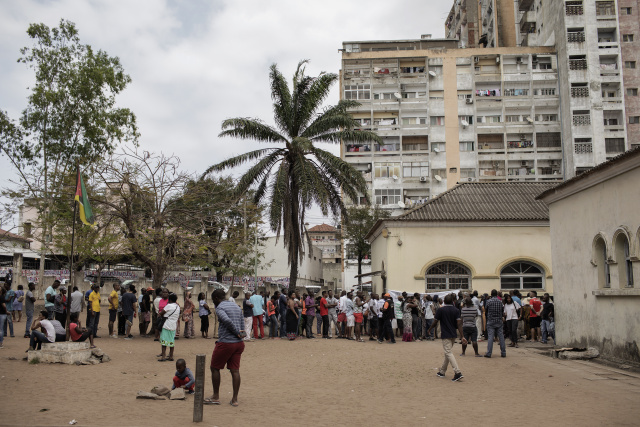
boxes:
[74,168,95,226]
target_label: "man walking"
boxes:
[484,289,506,358]
[249,291,264,339]
[206,289,245,407]
[427,294,467,381]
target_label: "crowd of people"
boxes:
[1,277,555,355]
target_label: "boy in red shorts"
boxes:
[205,289,246,407]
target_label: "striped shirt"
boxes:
[460,306,478,328]
[215,300,244,343]
[485,297,504,323]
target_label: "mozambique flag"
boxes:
[74,169,95,226]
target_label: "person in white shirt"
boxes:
[367,295,379,340]
[338,291,348,338]
[325,290,338,338]
[27,310,56,350]
[424,295,435,340]
[158,293,181,362]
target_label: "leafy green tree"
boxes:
[342,206,390,285]
[203,60,381,289]
[0,19,138,282]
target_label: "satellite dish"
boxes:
[435,175,443,182]
[394,92,402,99]
[398,201,406,208]
[392,174,398,180]
[526,117,534,123]
[434,147,440,153]
[461,120,469,127]
[429,71,437,77]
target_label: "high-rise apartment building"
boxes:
[340,38,562,213]
[454,0,637,175]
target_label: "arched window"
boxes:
[594,237,610,288]
[426,261,471,290]
[614,233,634,288]
[500,261,544,290]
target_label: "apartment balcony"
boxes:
[598,43,619,55]
[520,11,536,32]
[603,97,623,108]
[519,0,534,11]
[520,32,538,47]
[474,72,503,83]
[479,169,506,178]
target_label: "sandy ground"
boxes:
[1,315,639,427]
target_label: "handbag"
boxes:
[18,295,25,303]
[157,307,177,329]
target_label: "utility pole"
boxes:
[254,222,258,291]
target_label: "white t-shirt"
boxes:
[40,319,56,342]
[153,296,162,313]
[424,301,435,320]
[472,296,482,316]
[377,299,385,318]
[504,302,521,321]
[162,303,181,331]
[339,295,348,313]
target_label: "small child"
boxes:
[172,358,195,394]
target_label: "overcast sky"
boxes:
[0,0,451,228]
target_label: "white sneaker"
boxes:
[111,334,118,339]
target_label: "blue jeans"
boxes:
[486,321,506,357]
[88,311,100,337]
[0,314,5,345]
[30,330,49,349]
[541,319,555,344]
[269,314,278,337]
[425,318,434,339]
[3,313,14,337]
[25,310,34,336]
[46,306,54,319]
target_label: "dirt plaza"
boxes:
[1,317,639,427]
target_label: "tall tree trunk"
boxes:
[152,264,165,288]
[289,256,298,292]
[357,254,363,286]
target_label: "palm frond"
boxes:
[269,64,293,135]
[201,148,276,178]
[295,72,338,134]
[219,117,287,143]
[314,129,382,144]
[234,149,285,197]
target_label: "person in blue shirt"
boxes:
[172,359,195,394]
[248,291,264,339]
[205,289,245,407]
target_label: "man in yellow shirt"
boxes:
[108,283,120,339]
[88,284,102,338]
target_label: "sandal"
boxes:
[158,358,167,362]
[204,398,220,405]
[229,400,239,407]
[166,358,174,361]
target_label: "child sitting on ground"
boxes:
[172,358,195,394]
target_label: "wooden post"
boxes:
[193,354,206,422]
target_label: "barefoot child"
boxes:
[172,358,195,394]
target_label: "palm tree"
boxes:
[203,60,381,290]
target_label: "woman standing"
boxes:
[411,292,422,341]
[402,296,416,342]
[182,291,195,339]
[198,292,211,339]
[285,291,299,340]
[504,294,521,348]
[158,293,181,362]
[12,285,24,322]
[0,287,7,349]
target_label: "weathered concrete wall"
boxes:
[545,165,640,363]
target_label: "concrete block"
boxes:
[28,342,97,364]
[137,391,167,400]
[169,388,186,400]
[42,342,89,351]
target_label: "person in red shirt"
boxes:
[267,296,279,339]
[319,291,329,338]
[68,312,96,348]
[528,291,543,342]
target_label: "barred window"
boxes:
[500,262,544,290]
[426,261,471,290]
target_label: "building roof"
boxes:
[0,229,31,242]
[536,147,640,201]
[398,181,555,222]
[307,224,338,233]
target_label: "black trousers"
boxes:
[322,315,329,337]
[379,318,395,343]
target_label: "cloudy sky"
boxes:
[0,0,451,227]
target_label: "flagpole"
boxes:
[67,165,79,340]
